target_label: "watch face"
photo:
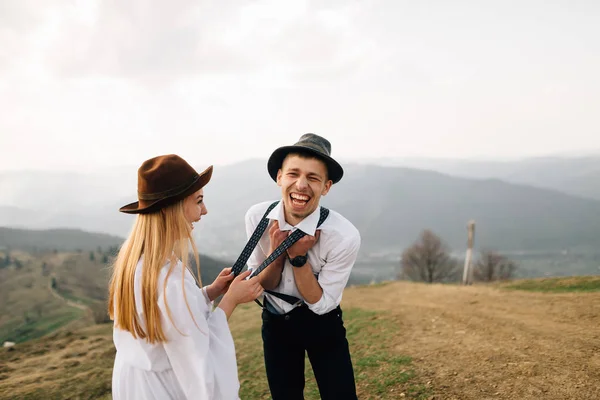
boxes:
[291,255,307,267]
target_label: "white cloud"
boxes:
[1,0,600,171]
[26,0,372,85]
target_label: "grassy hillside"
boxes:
[0,246,229,345]
[0,302,430,400]
[5,276,600,399]
[501,276,600,293]
[0,250,90,345]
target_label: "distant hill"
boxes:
[327,164,600,252]
[194,161,600,256]
[0,225,229,283]
[376,155,600,201]
[0,227,124,252]
[2,160,600,265]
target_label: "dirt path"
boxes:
[342,282,600,400]
[48,278,90,313]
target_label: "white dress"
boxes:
[111,258,240,400]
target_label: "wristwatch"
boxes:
[288,253,308,267]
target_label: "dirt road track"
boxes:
[343,282,600,400]
[48,278,90,313]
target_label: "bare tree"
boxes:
[474,250,517,282]
[399,230,458,283]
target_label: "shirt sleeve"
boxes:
[158,272,240,400]
[307,231,361,315]
[200,285,212,307]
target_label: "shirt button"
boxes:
[284,315,290,321]
[287,279,291,283]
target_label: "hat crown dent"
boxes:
[296,133,332,156]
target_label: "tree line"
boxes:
[398,229,517,283]
[0,251,23,269]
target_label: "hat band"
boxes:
[138,174,200,201]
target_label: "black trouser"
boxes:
[261,303,358,400]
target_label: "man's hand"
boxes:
[206,267,235,301]
[287,230,321,259]
[258,221,288,290]
[268,221,288,254]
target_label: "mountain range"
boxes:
[360,155,600,201]
[0,227,123,253]
[2,157,600,265]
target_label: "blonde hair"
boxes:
[108,200,202,343]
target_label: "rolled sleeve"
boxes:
[307,231,361,315]
[201,285,213,307]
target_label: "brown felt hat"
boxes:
[119,154,213,214]
[267,133,344,184]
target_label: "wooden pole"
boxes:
[462,220,476,285]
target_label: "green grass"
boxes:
[234,306,430,400]
[0,308,84,344]
[57,289,99,307]
[503,276,600,293]
[0,255,90,344]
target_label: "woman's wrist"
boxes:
[218,295,236,319]
[204,284,216,302]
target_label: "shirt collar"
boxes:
[266,200,321,236]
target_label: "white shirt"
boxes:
[111,257,240,400]
[244,200,361,315]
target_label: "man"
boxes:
[244,133,361,400]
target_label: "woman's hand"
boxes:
[206,267,235,301]
[227,270,264,304]
[218,270,264,319]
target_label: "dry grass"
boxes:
[0,302,429,400]
[6,276,600,399]
[0,324,115,400]
[230,303,430,399]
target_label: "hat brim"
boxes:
[119,165,213,214]
[267,145,343,184]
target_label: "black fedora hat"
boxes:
[267,133,343,184]
[119,154,213,214]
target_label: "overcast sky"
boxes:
[1,0,599,171]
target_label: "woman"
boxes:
[109,154,263,400]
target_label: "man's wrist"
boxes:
[270,249,287,263]
[288,253,308,267]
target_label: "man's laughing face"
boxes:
[277,154,332,225]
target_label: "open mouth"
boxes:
[290,193,310,208]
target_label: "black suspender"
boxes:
[231,201,329,308]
